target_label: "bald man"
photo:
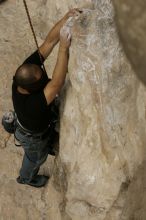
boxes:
[12,9,80,187]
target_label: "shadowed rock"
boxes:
[112,0,146,85]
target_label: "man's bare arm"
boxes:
[39,9,80,60]
[44,27,71,104]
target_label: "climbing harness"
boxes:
[23,0,46,73]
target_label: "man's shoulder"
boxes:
[23,50,45,66]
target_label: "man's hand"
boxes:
[63,8,82,21]
[44,26,71,105]
[60,26,72,50]
[39,8,81,60]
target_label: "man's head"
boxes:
[13,64,49,93]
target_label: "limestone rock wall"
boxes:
[0,0,146,220]
[112,0,146,85]
[59,1,146,219]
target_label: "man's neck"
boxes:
[17,86,30,94]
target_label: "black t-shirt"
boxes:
[12,50,53,132]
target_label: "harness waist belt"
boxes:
[16,119,50,137]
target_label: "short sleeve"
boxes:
[23,50,45,66]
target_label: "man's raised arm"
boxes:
[44,26,71,104]
[39,9,80,60]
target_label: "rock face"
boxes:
[59,1,146,220]
[1,0,146,220]
[112,0,146,85]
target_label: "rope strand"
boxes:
[23,0,46,73]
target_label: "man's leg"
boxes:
[15,126,55,187]
[20,152,40,180]
[48,128,59,155]
[17,149,49,187]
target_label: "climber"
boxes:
[12,9,81,188]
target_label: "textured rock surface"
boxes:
[60,2,146,220]
[112,0,146,85]
[1,0,146,220]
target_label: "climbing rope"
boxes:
[23,0,46,73]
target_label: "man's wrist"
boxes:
[59,45,69,52]
[60,15,68,26]
[62,14,69,22]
